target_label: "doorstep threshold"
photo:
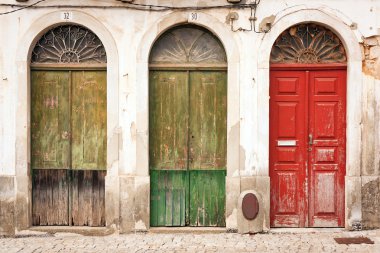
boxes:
[149,227,226,234]
[26,226,115,236]
[270,228,345,234]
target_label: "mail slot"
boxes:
[277,140,296,146]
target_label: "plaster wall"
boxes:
[0,0,379,233]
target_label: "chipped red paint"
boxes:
[270,66,346,228]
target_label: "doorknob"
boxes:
[308,134,313,145]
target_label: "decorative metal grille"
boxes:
[149,26,227,64]
[31,25,107,64]
[270,23,346,64]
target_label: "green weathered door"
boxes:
[150,70,226,227]
[149,71,189,226]
[188,71,227,226]
[31,70,106,226]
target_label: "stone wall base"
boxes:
[226,176,270,232]
[362,176,380,229]
[119,175,150,233]
[0,176,15,236]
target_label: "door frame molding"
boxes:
[15,11,119,231]
[258,7,362,229]
[137,13,240,230]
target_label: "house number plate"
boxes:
[61,12,73,21]
[277,140,296,146]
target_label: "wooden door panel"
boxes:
[32,70,106,227]
[270,71,307,227]
[149,71,189,226]
[189,71,227,170]
[189,71,227,227]
[32,170,69,225]
[189,171,226,227]
[149,71,189,170]
[71,71,107,170]
[31,71,70,170]
[71,170,106,226]
[150,170,188,226]
[309,70,346,227]
[150,70,227,227]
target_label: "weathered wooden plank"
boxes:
[32,170,69,225]
[71,71,107,171]
[150,170,187,226]
[31,71,71,170]
[71,170,105,226]
[149,71,189,171]
[189,71,227,171]
[189,170,226,227]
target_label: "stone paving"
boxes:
[1,229,380,253]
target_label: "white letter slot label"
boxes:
[277,140,296,146]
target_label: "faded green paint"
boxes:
[189,71,227,170]
[31,71,71,170]
[31,70,107,226]
[149,70,227,227]
[71,71,107,170]
[189,170,226,226]
[150,170,188,226]
[31,70,107,171]
[149,71,189,171]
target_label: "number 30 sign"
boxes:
[188,12,198,21]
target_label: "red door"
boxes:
[270,68,346,227]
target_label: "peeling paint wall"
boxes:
[361,35,380,229]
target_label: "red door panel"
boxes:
[309,70,346,227]
[270,71,307,227]
[270,69,346,228]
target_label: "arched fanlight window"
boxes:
[31,25,107,64]
[149,26,227,66]
[270,23,346,64]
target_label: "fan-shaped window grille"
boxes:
[31,25,107,64]
[149,26,227,66]
[270,23,346,64]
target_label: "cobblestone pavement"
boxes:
[1,229,380,253]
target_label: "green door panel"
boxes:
[31,71,70,170]
[189,170,226,227]
[189,71,227,171]
[149,71,189,171]
[149,70,227,227]
[71,71,107,170]
[150,170,188,226]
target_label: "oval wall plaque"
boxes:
[242,193,259,220]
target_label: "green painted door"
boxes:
[150,70,227,227]
[31,70,106,226]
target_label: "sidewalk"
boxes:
[1,228,379,253]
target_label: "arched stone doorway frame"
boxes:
[15,10,119,230]
[257,7,362,229]
[136,12,241,229]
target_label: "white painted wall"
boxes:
[0,0,377,176]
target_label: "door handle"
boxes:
[308,134,313,145]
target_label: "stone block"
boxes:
[119,175,150,233]
[0,176,15,236]
[237,176,270,233]
[361,176,380,229]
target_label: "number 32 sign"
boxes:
[61,12,73,21]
